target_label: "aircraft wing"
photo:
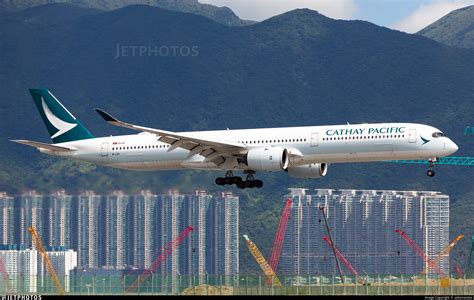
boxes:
[95,108,246,166]
[11,140,77,152]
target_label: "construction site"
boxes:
[1,188,474,295]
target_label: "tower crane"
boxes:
[126,225,193,293]
[419,234,463,276]
[243,235,281,287]
[28,226,65,295]
[266,198,292,285]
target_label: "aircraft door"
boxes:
[310,132,319,147]
[408,129,417,143]
[101,142,109,157]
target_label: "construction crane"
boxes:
[243,235,281,287]
[455,265,465,278]
[126,225,193,293]
[265,198,292,285]
[419,234,464,276]
[388,156,474,166]
[28,226,65,295]
[394,229,443,276]
[319,205,345,284]
[322,236,365,285]
[0,257,13,293]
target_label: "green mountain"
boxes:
[0,0,255,26]
[1,4,473,272]
[418,5,474,48]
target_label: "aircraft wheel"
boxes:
[232,176,243,184]
[427,170,435,177]
[237,181,246,189]
[215,177,225,185]
[254,180,263,188]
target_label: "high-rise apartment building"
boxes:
[206,191,239,280]
[3,189,239,279]
[75,191,102,268]
[280,188,449,276]
[46,189,72,248]
[131,190,157,269]
[102,191,130,269]
[179,190,212,282]
[0,245,38,293]
[38,247,77,292]
[155,189,184,292]
[0,192,15,245]
[17,191,45,247]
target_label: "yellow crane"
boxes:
[420,234,464,276]
[28,226,65,295]
[243,235,281,287]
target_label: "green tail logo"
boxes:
[29,89,94,143]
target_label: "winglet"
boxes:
[94,108,118,122]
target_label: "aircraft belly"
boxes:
[304,143,398,163]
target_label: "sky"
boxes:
[199,0,474,33]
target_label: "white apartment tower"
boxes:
[76,191,101,268]
[0,192,14,245]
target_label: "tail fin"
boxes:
[29,89,94,143]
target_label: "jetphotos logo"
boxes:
[41,97,77,138]
[325,126,406,136]
[115,43,199,59]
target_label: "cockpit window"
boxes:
[432,132,445,138]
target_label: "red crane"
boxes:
[394,229,444,276]
[265,198,292,285]
[126,225,194,293]
[454,265,465,278]
[322,236,365,284]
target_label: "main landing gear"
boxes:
[427,158,436,177]
[215,170,263,189]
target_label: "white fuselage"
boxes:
[42,123,458,172]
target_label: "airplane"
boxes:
[11,89,459,189]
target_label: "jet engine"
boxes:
[246,147,289,171]
[287,163,328,179]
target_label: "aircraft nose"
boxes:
[446,139,458,154]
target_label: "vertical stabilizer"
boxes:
[29,89,94,143]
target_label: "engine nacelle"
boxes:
[287,163,328,179]
[247,147,289,171]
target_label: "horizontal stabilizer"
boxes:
[10,140,76,152]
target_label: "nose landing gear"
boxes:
[427,158,436,177]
